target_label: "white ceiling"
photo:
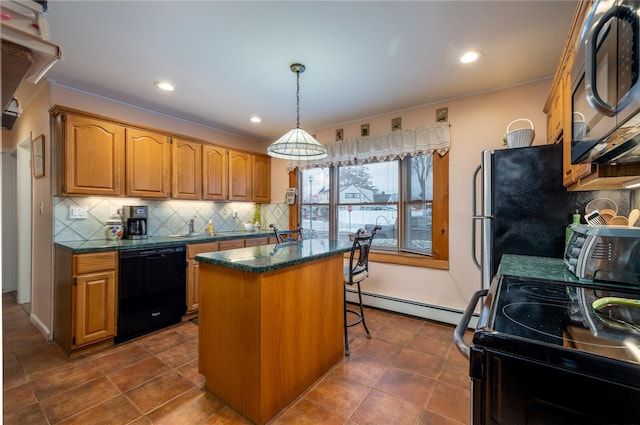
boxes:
[43,1,578,143]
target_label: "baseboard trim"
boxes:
[30,313,52,341]
[345,288,479,328]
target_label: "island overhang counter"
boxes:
[195,239,352,424]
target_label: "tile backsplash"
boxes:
[53,197,289,242]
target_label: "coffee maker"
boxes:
[122,206,148,239]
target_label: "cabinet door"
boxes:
[73,270,116,347]
[186,260,199,313]
[172,138,202,199]
[186,242,218,313]
[60,113,125,196]
[126,128,170,198]
[252,154,271,202]
[203,145,228,200]
[228,150,251,201]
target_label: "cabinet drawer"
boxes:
[219,239,245,250]
[187,242,219,258]
[244,237,270,247]
[73,251,117,275]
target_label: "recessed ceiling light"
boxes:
[460,50,483,64]
[154,81,175,91]
[250,116,262,123]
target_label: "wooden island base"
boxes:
[198,253,344,424]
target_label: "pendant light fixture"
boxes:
[267,63,328,160]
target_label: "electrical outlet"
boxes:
[110,206,122,216]
[69,206,87,219]
[233,211,238,218]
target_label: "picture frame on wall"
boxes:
[32,134,45,178]
[361,124,369,137]
[436,107,449,122]
[391,117,402,131]
[336,128,344,141]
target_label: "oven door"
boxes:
[455,275,640,425]
[469,344,640,425]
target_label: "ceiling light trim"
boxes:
[460,50,483,64]
[154,81,175,91]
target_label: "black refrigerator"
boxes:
[472,143,568,290]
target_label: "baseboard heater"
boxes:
[345,288,479,329]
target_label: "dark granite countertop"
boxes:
[195,239,353,273]
[497,254,580,283]
[54,231,274,253]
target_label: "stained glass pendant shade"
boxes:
[267,63,328,160]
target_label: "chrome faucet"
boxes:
[188,216,196,234]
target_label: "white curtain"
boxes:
[290,121,450,171]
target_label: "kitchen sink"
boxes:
[167,233,213,238]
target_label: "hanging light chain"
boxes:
[295,69,301,129]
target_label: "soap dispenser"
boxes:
[207,219,214,236]
[565,209,581,246]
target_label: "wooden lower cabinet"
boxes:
[187,236,275,313]
[186,242,219,314]
[244,236,270,247]
[54,249,118,356]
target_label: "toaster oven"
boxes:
[564,225,640,285]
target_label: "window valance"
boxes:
[292,121,450,170]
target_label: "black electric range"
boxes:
[456,262,640,424]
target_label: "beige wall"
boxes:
[4,77,563,335]
[49,83,265,151]
[2,82,53,335]
[276,79,553,314]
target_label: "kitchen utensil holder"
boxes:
[585,210,607,227]
[505,118,535,148]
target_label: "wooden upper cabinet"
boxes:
[55,112,125,196]
[203,145,228,200]
[252,154,271,202]
[126,128,170,198]
[51,106,270,200]
[228,150,251,201]
[172,138,202,200]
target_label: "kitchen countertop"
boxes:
[54,231,275,253]
[195,239,353,273]
[498,254,581,283]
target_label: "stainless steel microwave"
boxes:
[571,0,640,165]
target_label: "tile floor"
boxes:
[3,292,472,424]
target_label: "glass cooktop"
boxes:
[481,276,640,365]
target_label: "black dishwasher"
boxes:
[116,245,186,343]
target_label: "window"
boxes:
[299,152,449,268]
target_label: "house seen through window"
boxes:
[300,153,440,258]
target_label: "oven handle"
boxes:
[585,3,624,117]
[453,289,488,360]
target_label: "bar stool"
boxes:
[344,225,380,356]
[269,224,303,243]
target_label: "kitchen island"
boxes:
[195,239,352,425]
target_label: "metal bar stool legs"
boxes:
[343,225,380,357]
[344,281,371,356]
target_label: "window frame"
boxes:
[292,151,449,269]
